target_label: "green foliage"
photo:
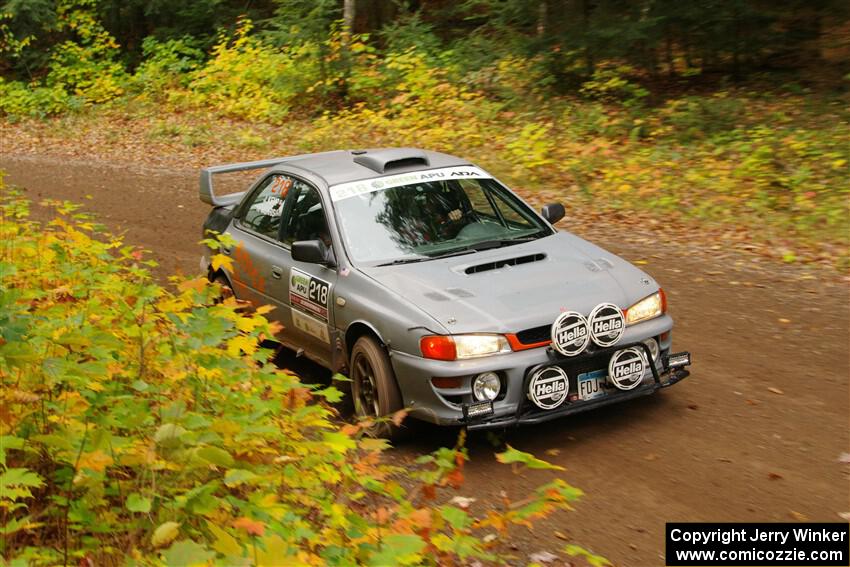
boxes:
[0,184,587,564]
[495,445,565,470]
[580,65,649,106]
[0,78,73,118]
[129,36,204,98]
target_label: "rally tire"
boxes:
[350,336,405,439]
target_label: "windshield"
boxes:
[330,166,552,266]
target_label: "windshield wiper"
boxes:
[374,248,478,267]
[464,236,539,251]
[374,257,429,266]
[374,235,539,267]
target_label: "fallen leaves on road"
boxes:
[529,550,559,564]
[448,496,476,509]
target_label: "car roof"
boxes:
[269,148,473,187]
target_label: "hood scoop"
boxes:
[464,253,546,275]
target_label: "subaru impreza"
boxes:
[199,148,691,437]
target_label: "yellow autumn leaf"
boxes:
[236,316,259,333]
[255,304,276,315]
[227,335,257,357]
[211,253,234,272]
[77,450,113,472]
[151,521,180,548]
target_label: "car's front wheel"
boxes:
[350,335,404,439]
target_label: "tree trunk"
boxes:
[537,1,547,36]
[343,0,356,33]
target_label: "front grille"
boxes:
[515,324,550,345]
[557,351,610,379]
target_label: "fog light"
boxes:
[642,338,659,362]
[472,372,500,401]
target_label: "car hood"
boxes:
[359,232,659,335]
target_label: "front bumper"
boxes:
[389,314,690,429]
[466,349,690,430]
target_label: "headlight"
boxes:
[625,290,666,325]
[472,372,501,401]
[420,334,511,361]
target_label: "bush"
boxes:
[172,19,320,123]
[580,64,648,106]
[129,37,205,99]
[0,183,595,565]
[0,79,75,118]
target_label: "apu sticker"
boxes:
[330,166,492,202]
[289,267,331,323]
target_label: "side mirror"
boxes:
[292,240,332,265]
[541,203,565,224]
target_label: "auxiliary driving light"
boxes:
[666,351,691,369]
[472,372,501,401]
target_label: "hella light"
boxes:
[472,372,501,401]
[625,290,666,325]
[420,334,511,361]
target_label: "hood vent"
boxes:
[464,253,545,275]
[352,148,430,173]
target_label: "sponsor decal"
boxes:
[551,311,590,357]
[608,347,647,390]
[329,166,492,202]
[289,267,331,323]
[291,309,330,343]
[528,366,570,410]
[588,302,625,347]
[253,195,285,217]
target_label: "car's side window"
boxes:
[458,179,538,229]
[488,185,539,227]
[281,184,331,247]
[239,174,294,239]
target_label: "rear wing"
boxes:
[199,157,289,207]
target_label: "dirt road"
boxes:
[2,154,848,566]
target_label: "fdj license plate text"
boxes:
[578,369,606,401]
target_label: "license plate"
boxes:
[578,369,606,401]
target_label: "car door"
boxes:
[278,181,338,367]
[227,173,296,343]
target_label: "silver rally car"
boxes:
[200,148,691,436]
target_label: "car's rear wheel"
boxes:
[212,273,235,303]
[350,336,404,439]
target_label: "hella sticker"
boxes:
[528,366,570,410]
[608,347,647,391]
[551,311,590,357]
[588,302,625,347]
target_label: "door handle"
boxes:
[220,245,232,255]
[271,265,283,279]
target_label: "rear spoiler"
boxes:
[199,157,289,207]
